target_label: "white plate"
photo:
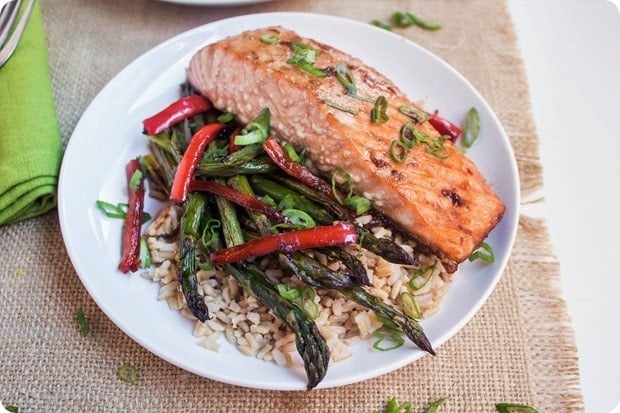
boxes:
[58,12,519,390]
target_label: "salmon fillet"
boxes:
[188,27,505,265]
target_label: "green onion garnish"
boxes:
[343,195,371,216]
[425,397,449,413]
[282,208,316,229]
[462,107,480,148]
[370,20,392,31]
[117,364,138,384]
[216,112,235,123]
[496,403,539,413]
[277,284,300,300]
[76,307,90,337]
[287,42,327,78]
[390,140,409,163]
[324,99,358,115]
[283,143,302,163]
[400,292,421,319]
[391,11,441,31]
[139,237,151,268]
[234,108,270,145]
[372,327,405,351]
[371,96,389,123]
[398,105,429,123]
[260,33,280,44]
[201,219,221,248]
[129,169,143,190]
[409,260,437,291]
[96,200,126,219]
[5,406,18,413]
[335,63,357,95]
[95,200,151,224]
[468,242,495,264]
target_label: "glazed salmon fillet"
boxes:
[188,27,505,265]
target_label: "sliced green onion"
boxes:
[409,260,437,291]
[324,99,358,115]
[468,242,495,264]
[259,194,277,208]
[398,105,429,123]
[425,397,449,413]
[139,237,151,268]
[5,406,18,413]
[300,286,319,320]
[335,63,357,95]
[370,20,392,31]
[371,96,389,123]
[96,200,126,219]
[400,122,417,149]
[462,107,480,148]
[201,219,221,248]
[391,11,441,30]
[216,112,235,123]
[282,208,316,229]
[277,284,300,300]
[283,143,302,163]
[76,307,90,337]
[234,108,270,146]
[287,42,327,78]
[260,33,280,44]
[390,140,409,163]
[372,328,405,351]
[129,169,143,190]
[96,200,151,224]
[400,292,420,319]
[277,193,297,210]
[117,364,138,384]
[343,195,371,216]
[391,11,417,28]
[496,403,539,413]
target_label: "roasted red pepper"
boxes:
[189,179,286,224]
[210,222,358,265]
[169,123,225,203]
[428,112,462,142]
[142,95,212,136]
[262,136,334,199]
[118,158,145,273]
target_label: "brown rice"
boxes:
[142,203,455,367]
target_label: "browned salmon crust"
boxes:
[188,27,505,264]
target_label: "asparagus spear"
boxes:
[177,193,211,322]
[341,288,435,355]
[229,175,365,290]
[197,157,277,178]
[213,188,330,389]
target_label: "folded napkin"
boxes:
[0,1,61,226]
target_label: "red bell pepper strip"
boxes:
[142,95,212,136]
[189,179,287,224]
[118,158,145,273]
[428,112,462,143]
[262,136,335,199]
[210,222,358,265]
[169,123,225,203]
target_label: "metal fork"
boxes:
[0,0,36,67]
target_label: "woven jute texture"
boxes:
[0,1,584,411]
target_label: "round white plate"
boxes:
[58,12,519,390]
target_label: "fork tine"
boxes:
[0,0,34,67]
[0,0,20,47]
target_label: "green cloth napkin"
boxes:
[0,1,61,226]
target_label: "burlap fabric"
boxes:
[0,1,584,411]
